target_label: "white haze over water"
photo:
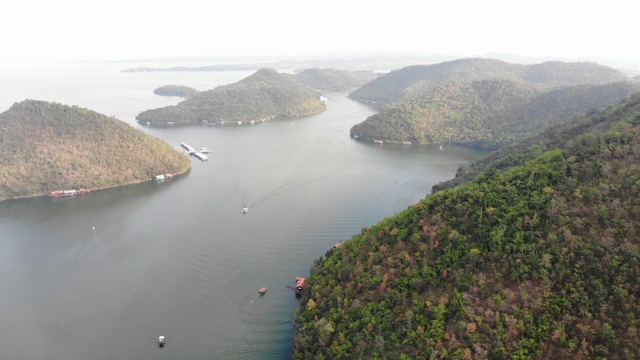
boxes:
[3,0,639,68]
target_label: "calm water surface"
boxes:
[0,61,488,359]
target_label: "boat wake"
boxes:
[234,166,345,211]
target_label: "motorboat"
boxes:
[159,336,165,347]
[258,287,267,295]
[242,207,248,214]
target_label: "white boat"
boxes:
[242,207,248,214]
[439,145,444,151]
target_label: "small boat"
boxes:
[242,207,248,214]
[295,277,305,296]
[439,145,444,151]
[258,287,267,295]
[159,335,165,347]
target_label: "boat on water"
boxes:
[159,336,165,347]
[258,287,267,295]
[295,277,305,296]
[439,145,444,151]
[242,207,248,214]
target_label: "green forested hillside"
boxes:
[287,68,379,91]
[350,81,638,149]
[136,68,326,126]
[153,85,200,98]
[349,58,628,105]
[0,100,191,200]
[293,94,640,359]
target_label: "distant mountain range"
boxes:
[117,52,640,74]
[120,54,458,73]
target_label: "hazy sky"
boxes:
[4,0,638,62]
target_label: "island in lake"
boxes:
[137,68,327,127]
[153,85,200,98]
[348,58,637,149]
[0,100,191,201]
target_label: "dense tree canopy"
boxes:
[350,81,639,149]
[0,100,191,200]
[153,85,200,98]
[294,94,640,359]
[349,58,629,105]
[136,68,326,126]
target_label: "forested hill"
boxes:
[432,88,640,192]
[136,68,326,126]
[153,85,200,98]
[0,100,191,200]
[293,94,640,359]
[349,58,628,105]
[287,69,379,91]
[350,80,639,149]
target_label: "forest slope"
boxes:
[0,100,191,200]
[349,58,629,105]
[287,69,379,92]
[293,94,640,359]
[350,81,638,149]
[136,68,326,126]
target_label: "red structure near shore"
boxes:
[295,277,306,296]
[49,188,90,198]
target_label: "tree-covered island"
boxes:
[136,68,327,127]
[0,100,191,201]
[348,59,636,149]
[153,85,200,98]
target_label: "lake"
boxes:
[0,61,488,359]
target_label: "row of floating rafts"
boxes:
[153,173,174,181]
[205,115,275,126]
[49,188,90,198]
[180,143,209,161]
[193,152,208,161]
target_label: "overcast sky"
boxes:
[3,0,638,63]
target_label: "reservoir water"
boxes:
[0,60,488,359]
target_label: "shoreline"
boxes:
[0,167,191,203]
